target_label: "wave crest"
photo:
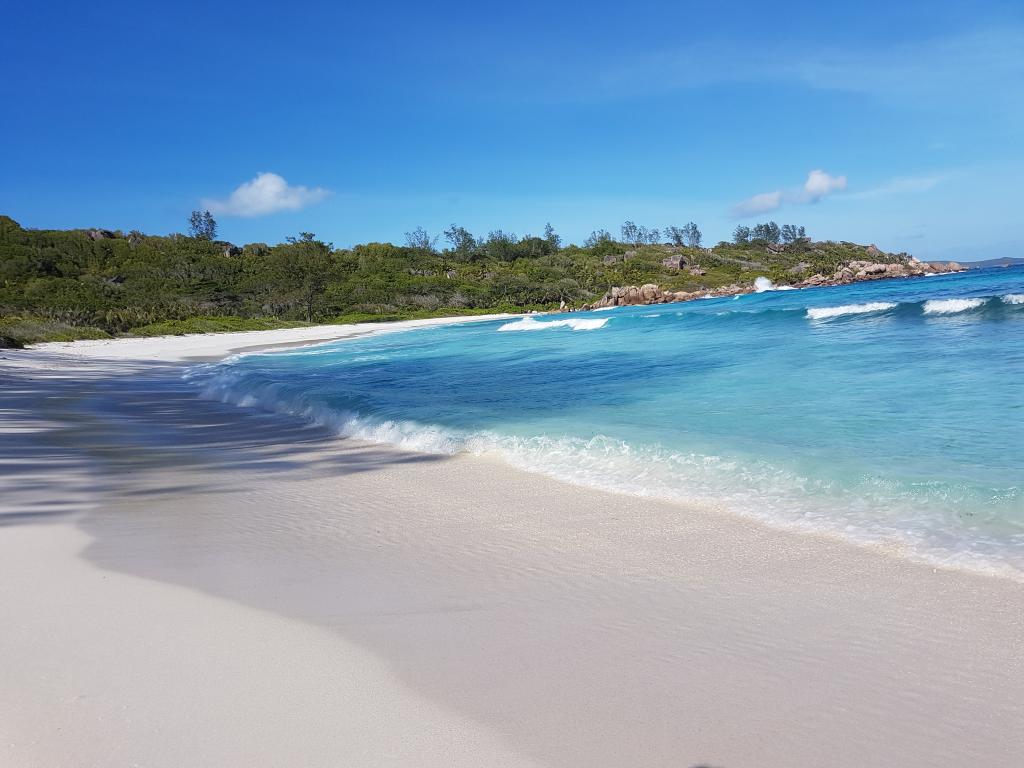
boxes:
[806,302,898,320]
[498,317,609,332]
[1002,294,1024,305]
[922,298,987,315]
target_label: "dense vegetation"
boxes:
[0,213,908,345]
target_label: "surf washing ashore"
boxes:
[2,270,1024,767]
[194,265,1024,579]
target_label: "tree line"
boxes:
[1,209,844,346]
[732,221,806,245]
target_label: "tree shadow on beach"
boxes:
[0,355,448,526]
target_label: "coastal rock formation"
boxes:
[794,258,963,288]
[591,284,670,308]
[577,249,966,315]
[928,260,965,272]
[583,254,968,312]
[640,283,662,302]
[215,241,243,258]
[590,281,750,308]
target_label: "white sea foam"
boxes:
[1002,294,1024,305]
[590,305,618,311]
[922,298,986,315]
[806,302,898,320]
[190,364,1024,583]
[497,317,609,332]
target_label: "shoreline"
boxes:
[2,317,1024,766]
[12,312,1023,585]
[21,312,518,362]
[181,314,1024,586]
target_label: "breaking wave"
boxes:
[803,294,1023,321]
[498,317,609,332]
[190,365,1024,581]
[922,298,987,315]
[806,302,898,320]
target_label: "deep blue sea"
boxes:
[190,266,1024,578]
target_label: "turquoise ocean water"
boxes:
[190,266,1024,578]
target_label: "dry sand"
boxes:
[1,318,1022,767]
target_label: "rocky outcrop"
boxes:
[794,257,964,288]
[661,254,687,270]
[591,284,671,308]
[589,281,751,308]
[580,255,968,312]
[214,241,243,258]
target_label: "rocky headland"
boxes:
[582,256,965,309]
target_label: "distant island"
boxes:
[0,213,968,346]
[961,256,1024,269]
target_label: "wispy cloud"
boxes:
[203,172,330,217]
[846,174,946,200]
[594,26,1024,118]
[732,190,784,217]
[731,170,846,218]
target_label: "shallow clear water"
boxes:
[190,266,1024,578]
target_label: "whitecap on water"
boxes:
[922,298,987,315]
[497,317,609,332]
[806,302,898,320]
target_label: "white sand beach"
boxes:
[2,318,1023,768]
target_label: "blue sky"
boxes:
[3,0,1022,259]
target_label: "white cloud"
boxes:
[731,169,846,218]
[802,169,847,202]
[731,190,783,217]
[203,172,330,217]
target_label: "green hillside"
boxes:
[0,215,908,346]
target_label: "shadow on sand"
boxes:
[0,355,447,526]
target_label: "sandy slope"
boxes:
[26,313,514,362]
[1,319,1022,767]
